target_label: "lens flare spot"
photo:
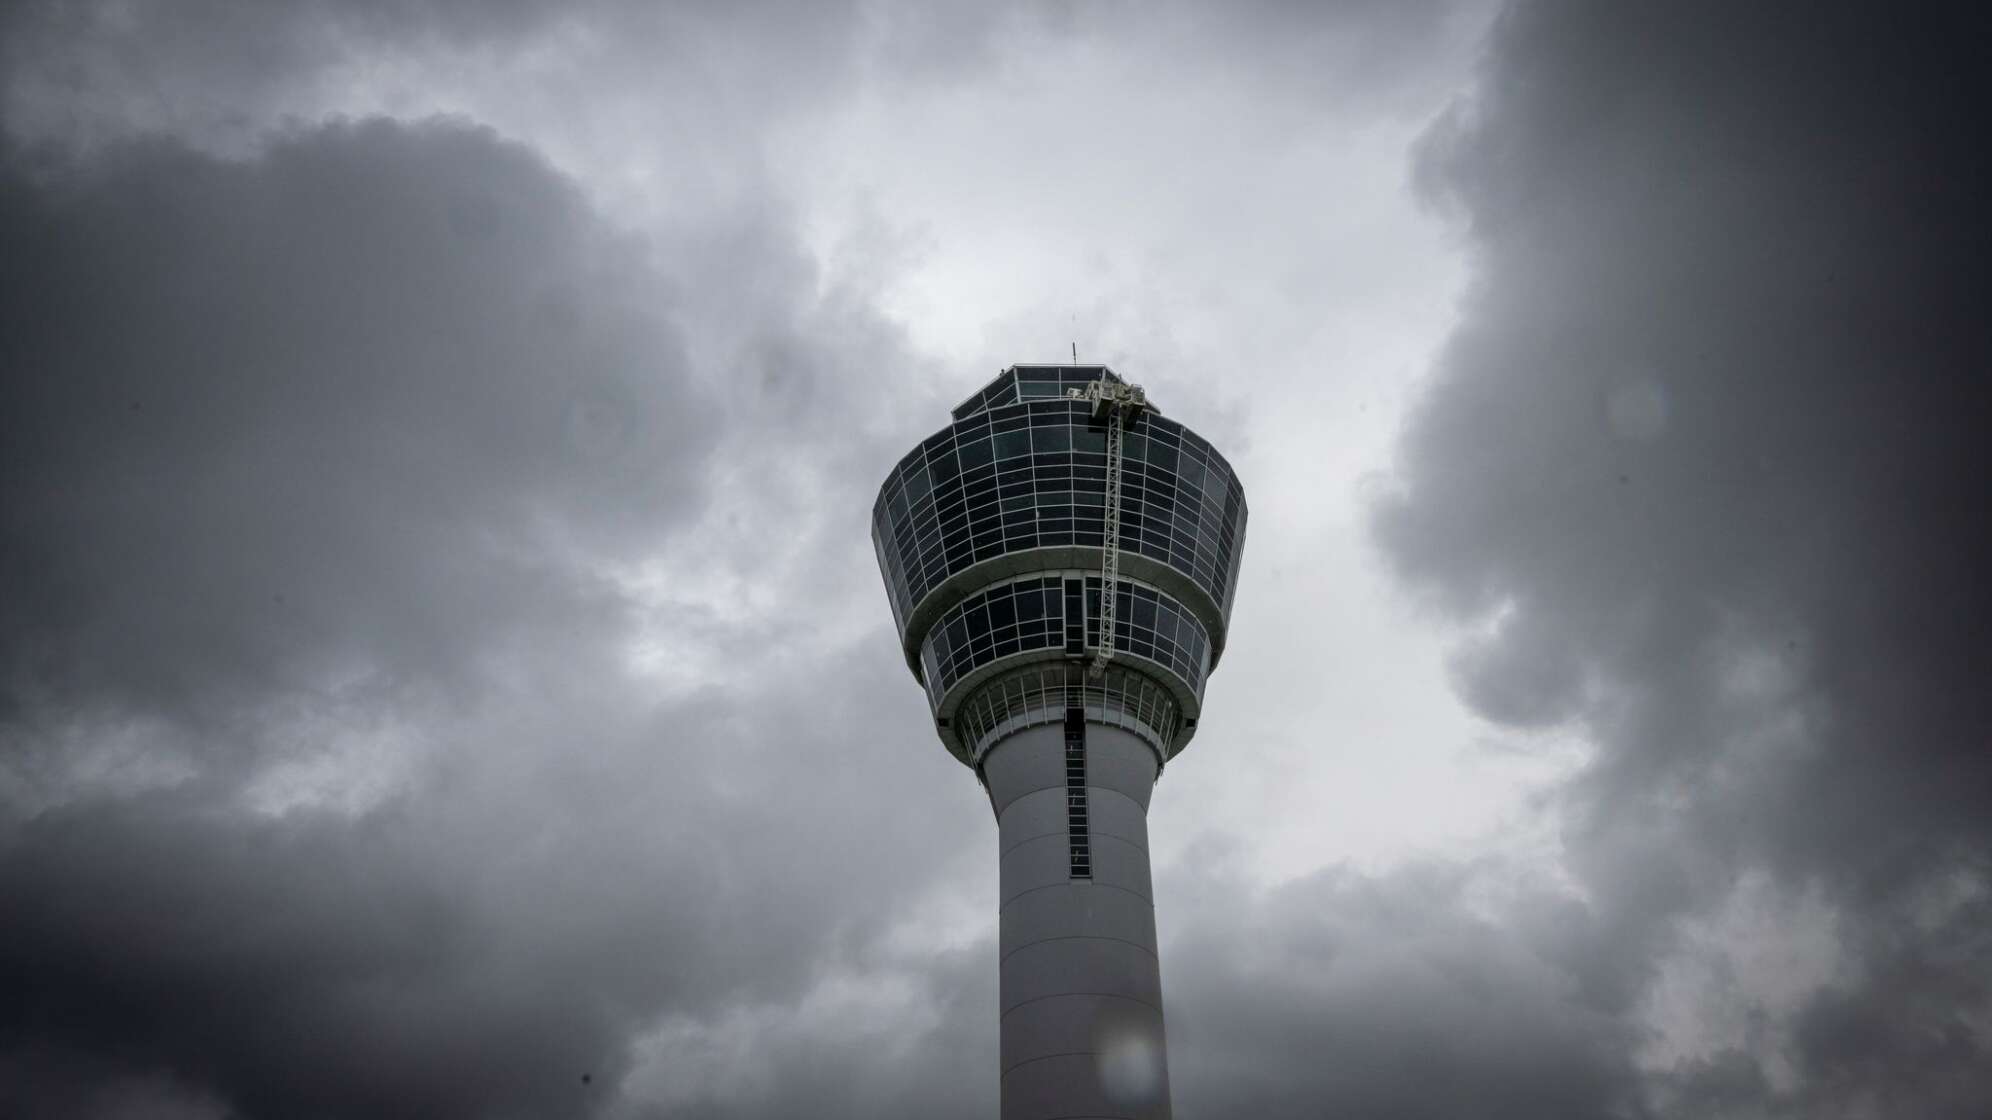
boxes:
[1097,1027,1164,1106]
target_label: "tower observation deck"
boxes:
[872,365,1248,1119]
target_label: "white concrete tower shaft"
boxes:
[872,365,1248,1120]
[987,719,1169,1117]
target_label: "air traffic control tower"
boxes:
[873,366,1247,1119]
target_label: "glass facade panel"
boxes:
[873,397,1249,641]
[879,366,1247,763]
[916,572,1210,714]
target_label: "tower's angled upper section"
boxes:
[872,364,1248,767]
[950,365,1127,421]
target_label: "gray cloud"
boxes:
[0,117,700,1113]
[0,115,994,1117]
[1378,2,1992,1114]
[862,0,1466,106]
[1164,858,1642,1120]
[0,119,710,751]
[0,0,869,155]
[8,1,1988,1117]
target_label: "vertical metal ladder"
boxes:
[1071,378,1149,677]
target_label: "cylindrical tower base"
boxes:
[984,720,1172,1120]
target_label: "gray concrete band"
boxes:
[983,723,1172,1120]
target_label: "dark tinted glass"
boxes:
[876,396,1248,662]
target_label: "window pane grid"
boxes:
[875,399,1248,640]
[919,572,1212,713]
[953,663,1183,763]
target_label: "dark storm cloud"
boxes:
[0,3,1010,1113]
[0,118,709,1114]
[1,0,545,145]
[1378,2,1992,1114]
[1,0,1465,161]
[865,0,1462,102]
[0,670,990,1119]
[0,119,708,743]
[1163,859,1643,1120]
[0,0,871,155]
[0,115,996,1117]
[21,1,1991,1117]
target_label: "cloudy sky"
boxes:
[3,2,1988,1117]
